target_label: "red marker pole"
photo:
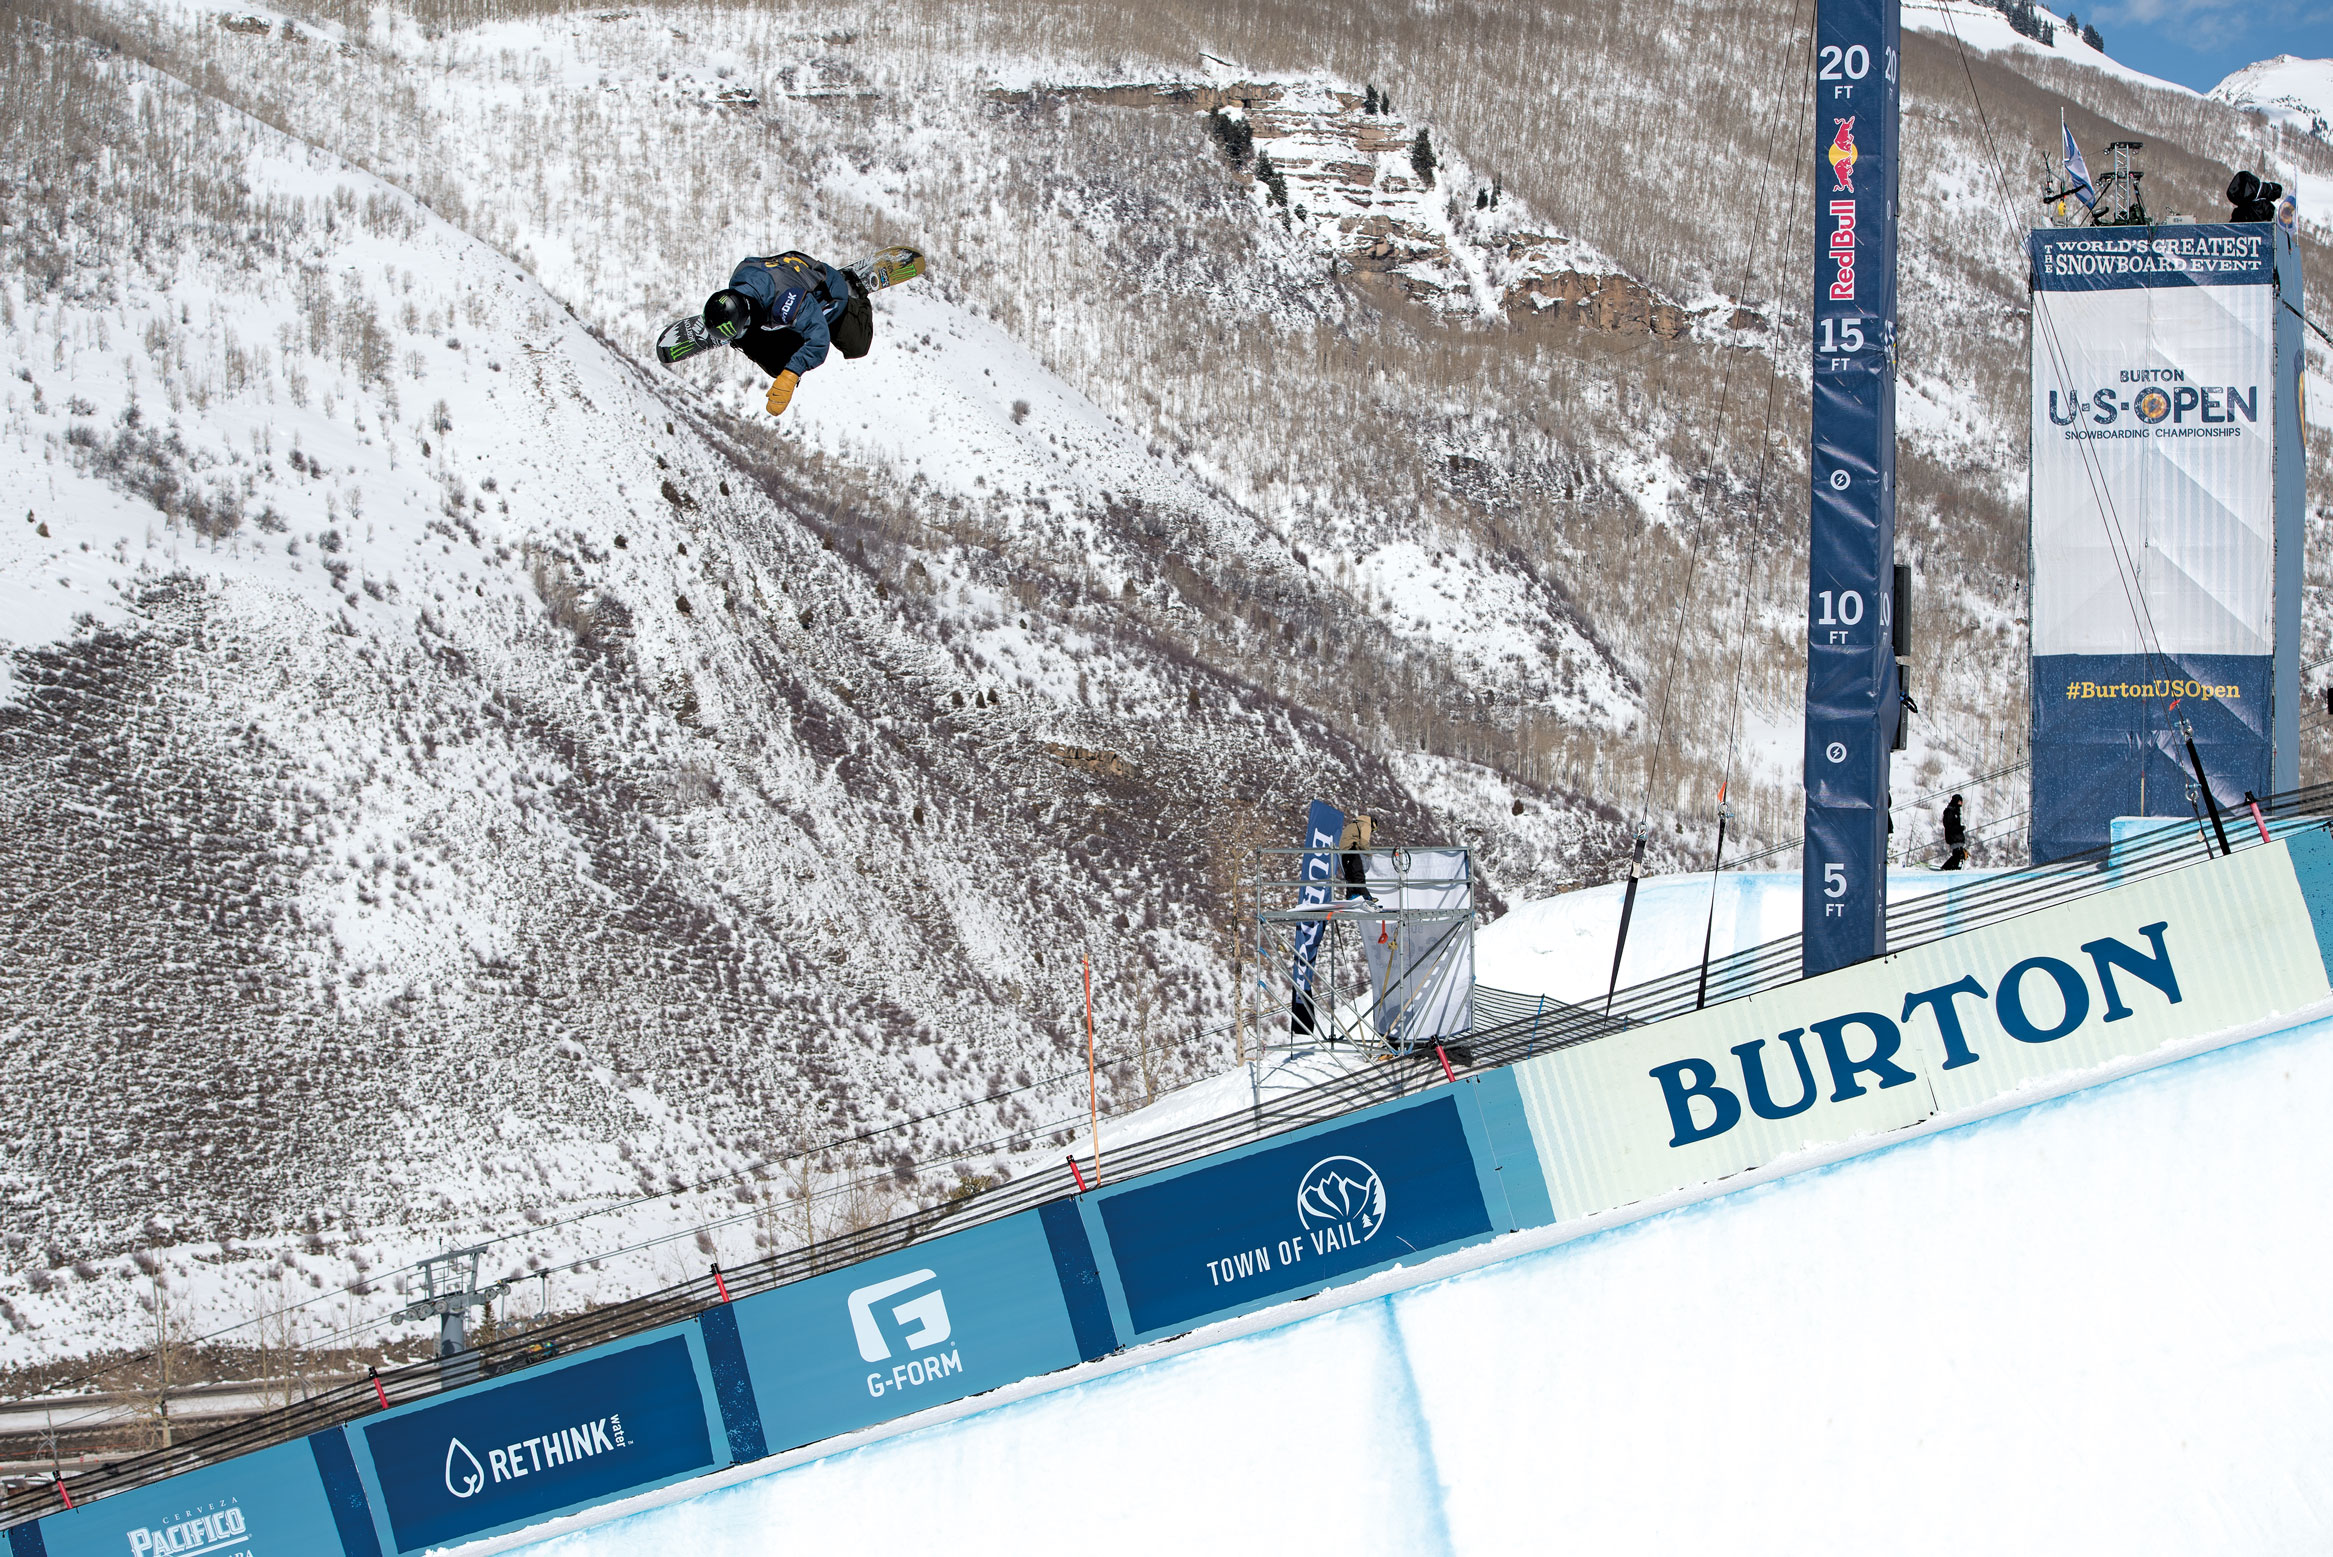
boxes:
[1434,1044,1458,1084]
[2246,791,2271,845]
[710,1264,733,1304]
[54,1474,74,1511]
[1085,955,1101,1187]
[1065,1154,1090,1194]
[369,1366,390,1411]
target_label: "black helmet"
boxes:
[704,289,753,341]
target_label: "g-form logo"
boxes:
[446,1437,485,1498]
[851,1270,965,1399]
[848,1269,952,1363]
[125,1504,248,1555]
[1296,1156,1386,1252]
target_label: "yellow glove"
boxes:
[765,370,800,416]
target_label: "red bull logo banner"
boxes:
[2025,224,2306,862]
[1804,0,1900,976]
[1826,116,1858,192]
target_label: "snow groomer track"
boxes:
[12,786,2333,1555]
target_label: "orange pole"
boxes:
[1085,955,1101,1184]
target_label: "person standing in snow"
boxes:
[701,251,873,416]
[1940,793,1967,871]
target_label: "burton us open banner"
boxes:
[2027,224,2304,862]
[1803,0,1901,976]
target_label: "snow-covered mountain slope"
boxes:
[2212,55,2333,141]
[0,13,1602,1373]
[2,0,2331,1382]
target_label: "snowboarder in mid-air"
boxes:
[654,245,924,402]
[702,251,872,416]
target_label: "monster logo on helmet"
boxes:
[702,289,752,341]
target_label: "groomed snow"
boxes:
[496,1005,2333,1555]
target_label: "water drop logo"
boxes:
[445,1437,485,1499]
[1295,1155,1387,1247]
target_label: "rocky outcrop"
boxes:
[989,77,1739,340]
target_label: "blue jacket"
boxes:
[727,253,852,376]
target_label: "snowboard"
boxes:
[655,246,925,366]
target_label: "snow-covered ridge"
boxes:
[2211,55,2333,141]
[1902,0,2192,97]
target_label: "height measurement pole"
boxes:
[1803,0,1902,976]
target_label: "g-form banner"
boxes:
[350,1328,723,1552]
[1512,831,2333,1222]
[721,1211,1091,1454]
[1288,800,1344,1035]
[1805,0,1903,975]
[2027,223,2307,861]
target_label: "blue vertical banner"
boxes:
[1804,0,1902,975]
[1287,801,1344,1034]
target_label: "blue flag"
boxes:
[2062,114,2097,210]
[1287,800,1344,1035]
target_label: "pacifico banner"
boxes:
[2026,223,2302,862]
[1510,836,2333,1223]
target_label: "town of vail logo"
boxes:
[446,1437,486,1498]
[1295,1155,1387,1251]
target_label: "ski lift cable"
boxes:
[1935,3,2182,777]
[1630,0,1820,835]
[1722,757,2032,868]
[1709,0,1824,819]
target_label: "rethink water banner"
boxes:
[349,1329,722,1553]
[2027,224,2300,861]
[1511,836,2333,1222]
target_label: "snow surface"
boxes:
[1474,866,2005,1001]
[500,1004,2333,1555]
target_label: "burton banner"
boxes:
[2027,223,2304,861]
[1512,832,2333,1222]
[1805,0,1903,974]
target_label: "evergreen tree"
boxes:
[2081,21,2103,49]
[1207,107,1255,169]
[1381,88,1395,115]
[1409,127,1437,187]
[1255,148,1290,207]
[1476,187,1489,209]
[1363,83,1380,114]
[1491,173,1502,208]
